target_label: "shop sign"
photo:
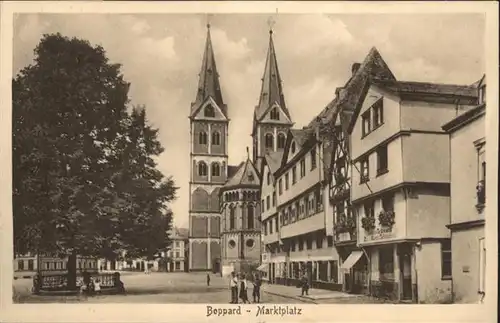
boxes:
[364,227,394,242]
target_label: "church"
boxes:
[188,23,293,273]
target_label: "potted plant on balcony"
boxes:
[361,214,375,232]
[378,210,395,228]
[335,214,347,235]
[345,215,356,235]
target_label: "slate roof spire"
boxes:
[254,29,291,121]
[192,23,226,116]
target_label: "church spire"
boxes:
[254,28,291,122]
[192,23,225,116]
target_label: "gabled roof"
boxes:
[442,103,486,133]
[223,157,260,189]
[281,128,316,168]
[263,150,284,175]
[228,164,241,179]
[372,79,478,98]
[191,25,226,117]
[254,30,292,123]
[170,227,189,240]
[306,47,396,134]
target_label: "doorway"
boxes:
[399,248,413,300]
[212,258,221,273]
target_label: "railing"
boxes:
[34,272,118,292]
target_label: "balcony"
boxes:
[281,210,324,239]
[263,231,280,245]
[334,213,357,245]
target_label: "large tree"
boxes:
[12,33,177,288]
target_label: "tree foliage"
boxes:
[13,33,177,262]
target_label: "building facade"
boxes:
[188,24,227,272]
[165,227,190,272]
[348,77,478,303]
[442,75,486,303]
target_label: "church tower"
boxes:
[252,28,293,166]
[219,151,262,272]
[188,24,227,272]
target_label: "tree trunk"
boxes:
[67,251,77,290]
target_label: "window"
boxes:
[267,172,271,185]
[285,173,289,190]
[310,148,317,170]
[327,236,333,247]
[379,245,394,280]
[198,161,207,176]
[28,259,34,271]
[278,179,283,195]
[272,192,276,206]
[479,85,486,105]
[377,145,388,175]
[275,217,279,232]
[329,260,338,283]
[175,241,180,248]
[372,99,384,128]
[270,107,280,120]
[269,220,273,234]
[316,233,323,249]
[441,240,452,279]
[361,110,371,137]
[277,133,286,149]
[292,166,297,184]
[248,205,254,229]
[382,193,394,212]
[175,251,180,258]
[290,240,296,252]
[298,237,304,251]
[175,261,181,270]
[204,105,215,117]
[300,159,306,177]
[265,133,274,149]
[199,131,207,145]
[479,238,486,293]
[306,235,313,250]
[261,199,265,210]
[360,158,369,183]
[18,260,24,271]
[291,142,296,154]
[364,201,375,218]
[246,239,255,248]
[229,207,235,230]
[211,163,220,177]
[211,131,220,145]
[266,196,270,210]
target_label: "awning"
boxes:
[340,250,364,270]
[256,264,268,272]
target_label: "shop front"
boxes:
[339,249,368,294]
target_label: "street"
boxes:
[12,272,300,304]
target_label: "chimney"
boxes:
[352,63,361,75]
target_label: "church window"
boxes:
[265,133,274,149]
[199,131,207,145]
[211,163,220,177]
[248,205,254,229]
[211,131,221,145]
[270,107,280,120]
[229,207,235,230]
[204,105,215,118]
[229,240,236,248]
[246,239,255,248]
[277,133,286,149]
[198,161,208,176]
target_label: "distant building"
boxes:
[166,227,189,272]
[442,75,486,303]
[14,253,98,274]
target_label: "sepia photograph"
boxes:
[1,1,498,322]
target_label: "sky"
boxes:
[13,13,485,229]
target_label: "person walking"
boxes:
[229,271,238,304]
[239,273,249,304]
[206,273,211,286]
[300,273,309,296]
[252,273,262,303]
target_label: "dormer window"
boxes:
[479,85,486,105]
[277,133,286,149]
[270,107,280,120]
[265,133,274,149]
[204,105,215,118]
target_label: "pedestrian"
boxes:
[206,273,211,286]
[229,271,238,303]
[94,277,101,295]
[300,273,309,296]
[252,273,262,303]
[239,273,249,304]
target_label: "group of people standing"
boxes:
[229,271,262,304]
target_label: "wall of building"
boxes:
[449,114,485,224]
[401,133,450,183]
[451,226,485,303]
[260,164,277,222]
[400,101,461,131]
[414,241,452,303]
[406,189,450,239]
[191,241,208,269]
[190,215,208,238]
[192,122,210,154]
[210,123,227,155]
[257,124,290,157]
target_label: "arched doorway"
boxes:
[212,258,221,274]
